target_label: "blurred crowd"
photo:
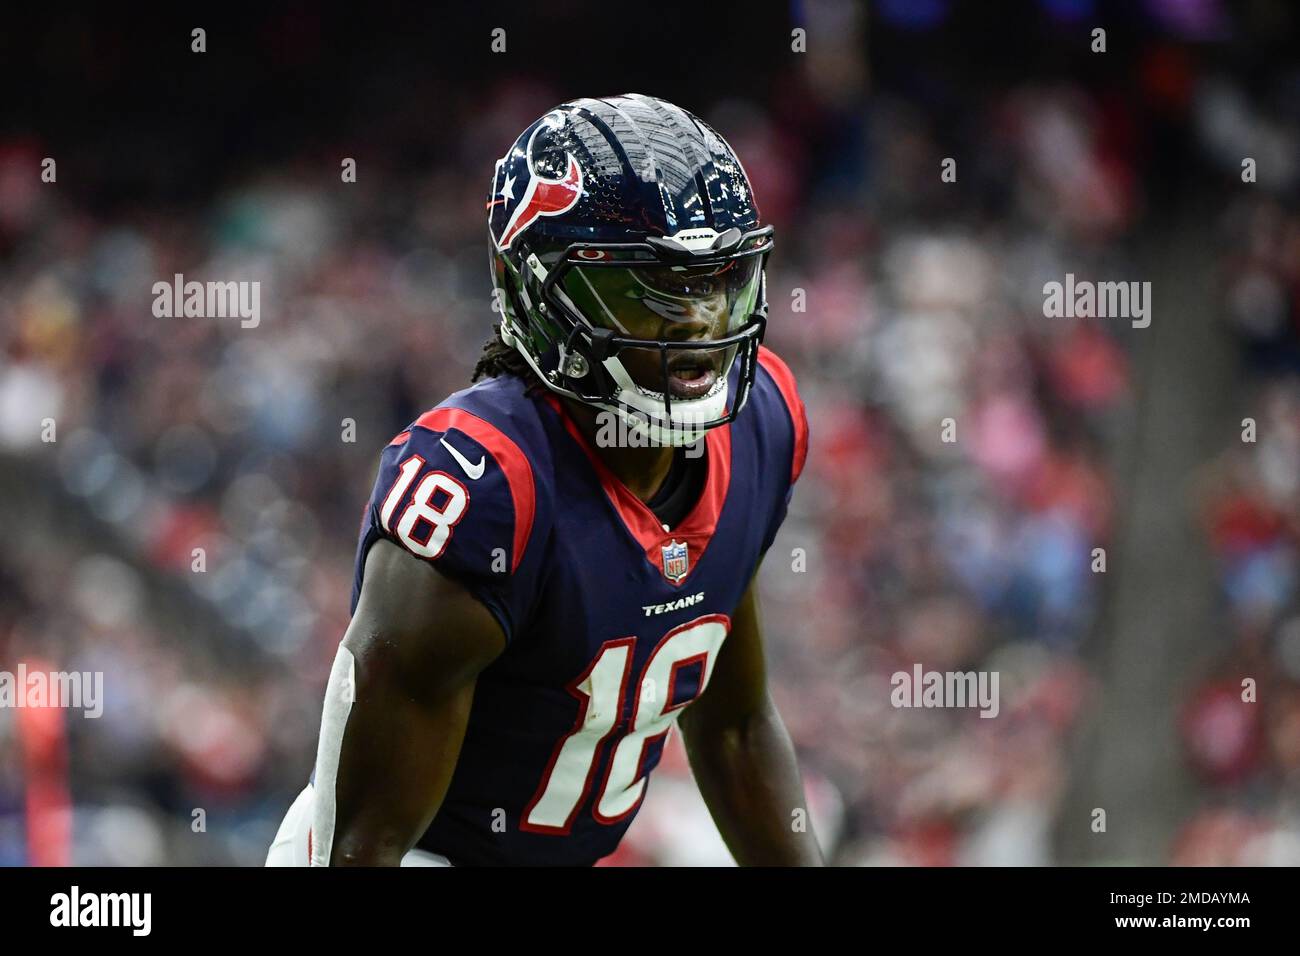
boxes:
[1,1,1296,865]
[1174,158,1300,862]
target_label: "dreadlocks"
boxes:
[471,322,540,385]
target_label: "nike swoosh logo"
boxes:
[440,436,485,480]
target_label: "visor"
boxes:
[525,226,773,443]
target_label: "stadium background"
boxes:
[1,1,1298,865]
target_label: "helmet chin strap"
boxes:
[606,404,711,447]
[601,356,730,446]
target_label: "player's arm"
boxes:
[676,571,824,866]
[315,536,505,866]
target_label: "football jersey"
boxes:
[345,346,809,865]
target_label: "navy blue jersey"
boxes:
[346,347,808,865]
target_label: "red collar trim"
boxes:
[541,395,731,587]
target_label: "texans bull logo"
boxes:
[489,112,585,250]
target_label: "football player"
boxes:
[267,93,819,866]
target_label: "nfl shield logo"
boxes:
[661,540,689,584]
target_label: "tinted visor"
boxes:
[559,256,762,340]
[557,256,761,402]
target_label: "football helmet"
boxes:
[487,93,773,446]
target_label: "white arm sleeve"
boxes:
[310,644,357,867]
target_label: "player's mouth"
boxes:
[665,353,720,399]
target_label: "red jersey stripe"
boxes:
[756,346,809,484]
[410,407,536,574]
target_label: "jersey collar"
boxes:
[540,394,731,587]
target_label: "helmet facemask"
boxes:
[494,226,772,447]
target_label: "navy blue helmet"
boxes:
[487,93,773,445]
